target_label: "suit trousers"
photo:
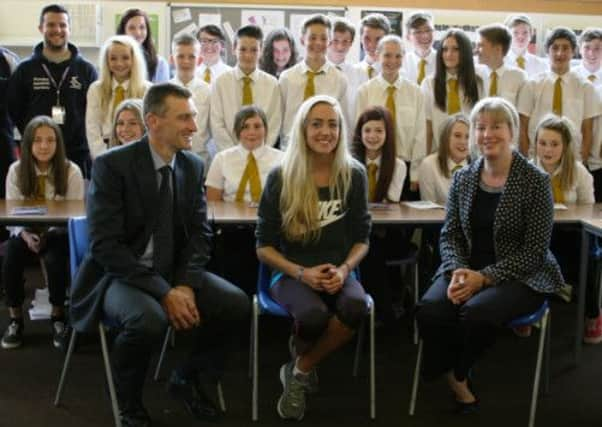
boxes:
[102,270,249,407]
[415,274,544,381]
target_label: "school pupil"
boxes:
[402,11,436,86]
[279,14,349,149]
[259,28,298,78]
[356,35,426,200]
[504,14,549,77]
[169,33,211,164]
[328,18,361,114]
[1,116,84,350]
[355,13,391,83]
[211,25,281,150]
[86,35,151,158]
[195,24,232,84]
[256,96,370,421]
[117,8,170,82]
[574,28,602,86]
[418,114,471,206]
[422,29,482,155]
[109,98,145,148]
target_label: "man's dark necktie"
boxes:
[154,165,175,280]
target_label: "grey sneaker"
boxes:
[1,319,23,349]
[288,335,319,394]
[277,361,307,420]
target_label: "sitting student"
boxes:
[416,97,563,412]
[1,116,84,350]
[86,35,151,158]
[518,27,597,160]
[259,28,298,79]
[211,25,281,150]
[206,106,283,202]
[354,13,391,84]
[504,14,549,77]
[169,33,211,165]
[109,99,145,148]
[402,11,436,86]
[195,24,232,85]
[475,23,527,105]
[574,28,602,87]
[418,114,471,206]
[256,96,370,420]
[352,106,407,323]
[356,35,425,200]
[533,115,600,342]
[117,8,170,82]
[422,29,482,154]
[279,14,349,149]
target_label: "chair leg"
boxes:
[413,263,419,345]
[544,313,552,395]
[154,326,173,381]
[217,381,226,412]
[248,298,255,379]
[369,299,376,420]
[528,310,549,427]
[353,318,366,377]
[251,296,259,421]
[99,324,122,427]
[409,339,423,415]
[54,329,78,406]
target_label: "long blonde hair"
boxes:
[535,115,577,190]
[98,35,148,119]
[279,95,358,243]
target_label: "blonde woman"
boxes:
[256,95,371,421]
[86,35,151,158]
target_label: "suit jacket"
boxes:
[436,151,564,294]
[70,137,212,332]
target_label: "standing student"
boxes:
[86,35,151,159]
[195,25,232,85]
[256,95,370,420]
[574,28,602,87]
[109,99,145,148]
[355,14,390,84]
[504,14,549,77]
[422,29,482,154]
[418,114,471,206]
[169,33,211,165]
[211,25,281,150]
[328,17,361,115]
[7,4,97,178]
[1,116,84,350]
[279,14,349,149]
[259,28,298,79]
[475,23,527,106]
[402,11,436,86]
[356,35,425,199]
[0,46,18,199]
[117,8,170,82]
[518,27,598,159]
[416,97,563,412]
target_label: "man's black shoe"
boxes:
[167,370,222,422]
[120,403,151,427]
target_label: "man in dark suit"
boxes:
[70,83,249,427]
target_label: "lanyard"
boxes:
[41,64,71,106]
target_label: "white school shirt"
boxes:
[573,64,602,88]
[210,67,281,151]
[535,159,594,204]
[170,76,211,165]
[354,59,381,85]
[477,64,527,106]
[356,75,426,182]
[279,61,349,149]
[86,78,152,159]
[5,161,85,236]
[195,60,232,85]
[517,70,599,158]
[365,154,407,202]
[205,144,283,202]
[334,61,361,118]
[421,74,483,152]
[401,49,437,85]
[505,50,549,78]
[417,153,468,206]
[589,86,602,171]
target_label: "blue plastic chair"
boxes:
[409,299,551,427]
[53,217,122,427]
[249,262,375,421]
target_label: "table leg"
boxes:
[575,227,589,366]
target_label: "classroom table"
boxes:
[0,200,86,226]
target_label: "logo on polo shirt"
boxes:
[69,76,82,90]
[33,77,51,90]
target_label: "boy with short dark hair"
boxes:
[195,24,232,84]
[402,11,436,85]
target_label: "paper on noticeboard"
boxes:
[198,13,221,28]
[172,8,192,24]
[241,10,285,35]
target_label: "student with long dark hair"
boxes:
[259,28,298,78]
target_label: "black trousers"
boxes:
[416,274,544,381]
[3,231,69,308]
[102,271,250,408]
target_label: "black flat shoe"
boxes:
[167,371,223,422]
[455,398,479,414]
